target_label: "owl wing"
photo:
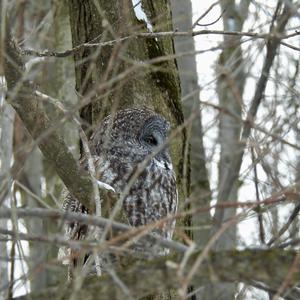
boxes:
[57,155,92,268]
[57,192,89,267]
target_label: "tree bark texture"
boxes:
[68,0,187,204]
[68,2,187,298]
[170,0,211,245]
[208,1,250,299]
[214,0,250,250]
[0,89,14,300]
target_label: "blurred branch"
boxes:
[192,1,220,28]
[0,185,297,253]
[251,148,265,244]
[0,189,297,227]
[196,9,226,27]
[273,251,300,299]
[13,249,300,300]
[199,99,300,152]
[268,202,300,246]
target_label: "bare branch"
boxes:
[20,30,300,58]
[192,1,220,28]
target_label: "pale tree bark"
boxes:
[0,83,14,300]
[11,1,47,292]
[170,2,212,298]
[36,0,79,286]
[38,0,79,285]
[215,0,250,251]
[205,1,250,298]
[21,149,46,292]
[170,0,211,244]
[3,28,95,212]
[0,3,15,299]
[21,0,80,290]
[212,1,292,231]
[52,0,79,159]
[290,57,300,242]
[2,5,99,294]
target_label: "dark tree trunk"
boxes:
[68,0,188,212]
[68,0,189,298]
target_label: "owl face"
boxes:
[138,115,173,170]
[91,108,172,168]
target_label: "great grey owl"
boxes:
[59,108,178,269]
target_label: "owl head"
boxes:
[90,108,172,169]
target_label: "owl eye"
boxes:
[144,135,158,146]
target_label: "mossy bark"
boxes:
[68,0,187,204]
[68,1,187,298]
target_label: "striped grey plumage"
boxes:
[59,108,177,267]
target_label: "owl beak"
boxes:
[155,151,172,170]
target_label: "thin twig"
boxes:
[192,2,221,28]
[251,147,265,244]
[197,9,226,27]
[21,30,300,58]
[267,201,300,246]
[0,208,189,253]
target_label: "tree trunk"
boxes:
[0,86,14,300]
[68,0,187,220]
[170,2,212,298]
[170,0,211,246]
[68,0,188,297]
[208,1,250,299]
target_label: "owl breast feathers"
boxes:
[60,108,178,263]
